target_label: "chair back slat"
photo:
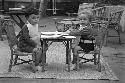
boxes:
[4,20,18,48]
[11,15,25,29]
[92,7,106,21]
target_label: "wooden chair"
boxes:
[3,19,36,72]
[104,10,124,46]
[75,22,106,72]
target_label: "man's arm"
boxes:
[69,28,91,36]
[22,25,37,47]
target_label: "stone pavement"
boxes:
[0,16,125,83]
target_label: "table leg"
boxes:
[104,29,108,46]
[0,21,3,41]
[66,41,68,64]
[0,27,3,41]
[42,40,46,72]
[76,51,80,71]
[67,40,72,72]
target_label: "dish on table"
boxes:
[41,31,70,35]
[41,34,62,38]
[63,36,76,38]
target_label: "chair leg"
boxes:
[116,29,121,45]
[0,28,3,41]
[8,54,14,72]
[31,63,37,73]
[98,61,101,72]
[14,55,18,65]
[93,54,97,65]
[8,60,12,72]
[31,54,37,73]
[76,54,80,71]
[104,29,108,46]
[97,51,101,72]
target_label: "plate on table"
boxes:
[61,33,69,36]
[41,34,62,38]
[41,32,63,35]
[63,36,76,38]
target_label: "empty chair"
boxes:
[104,10,124,46]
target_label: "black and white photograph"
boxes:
[0,0,125,83]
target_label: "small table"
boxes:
[40,32,76,72]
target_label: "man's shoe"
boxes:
[31,64,37,73]
[36,66,42,72]
[65,63,76,71]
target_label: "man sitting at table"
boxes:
[17,9,43,72]
[64,12,95,70]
